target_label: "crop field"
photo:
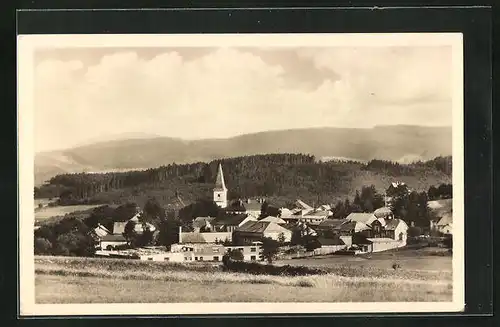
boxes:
[34,252,453,304]
[34,205,103,222]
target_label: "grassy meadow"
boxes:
[35,252,452,303]
[34,204,103,222]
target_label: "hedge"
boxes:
[222,256,326,276]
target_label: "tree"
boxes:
[278,232,286,244]
[143,197,166,223]
[158,218,181,248]
[123,220,138,246]
[260,201,269,218]
[261,237,280,264]
[428,185,439,201]
[225,248,244,261]
[34,237,52,255]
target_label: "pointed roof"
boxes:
[214,163,227,191]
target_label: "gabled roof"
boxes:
[259,216,286,224]
[94,224,111,237]
[317,219,344,229]
[236,221,290,234]
[303,210,331,217]
[236,221,269,233]
[214,163,227,191]
[346,213,376,225]
[295,199,313,210]
[100,234,127,242]
[335,221,357,231]
[213,214,253,226]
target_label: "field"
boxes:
[35,250,452,303]
[34,205,103,222]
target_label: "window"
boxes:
[199,257,204,261]
[212,248,220,252]
[218,194,220,198]
[251,255,256,261]
[148,257,153,261]
[213,256,219,261]
[250,247,256,252]
[195,257,198,261]
[164,257,170,261]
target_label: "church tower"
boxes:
[213,163,228,208]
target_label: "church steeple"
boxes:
[214,163,227,191]
[213,163,228,208]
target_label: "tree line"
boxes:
[35,154,451,209]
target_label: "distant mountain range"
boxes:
[34,125,451,185]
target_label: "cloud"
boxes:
[34,46,452,152]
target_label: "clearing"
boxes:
[34,204,104,222]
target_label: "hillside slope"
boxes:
[37,154,452,208]
[35,125,451,185]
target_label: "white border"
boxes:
[18,33,464,316]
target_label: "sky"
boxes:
[34,46,452,153]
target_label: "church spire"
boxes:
[214,163,227,191]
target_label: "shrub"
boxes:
[222,258,326,276]
[224,249,244,261]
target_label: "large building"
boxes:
[213,163,228,208]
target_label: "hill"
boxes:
[34,125,451,185]
[36,154,452,209]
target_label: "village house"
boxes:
[233,221,293,244]
[314,235,347,254]
[280,199,331,225]
[436,213,452,235]
[315,219,344,236]
[226,198,266,218]
[178,226,233,244]
[99,234,128,250]
[212,213,257,233]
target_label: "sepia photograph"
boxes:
[18,33,464,315]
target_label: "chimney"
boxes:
[178,226,182,243]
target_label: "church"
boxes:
[213,163,228,208]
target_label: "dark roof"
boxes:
[236,221,270,233]
[318,219,344,229]
[100,234,127,242]
[317,236,345,246]
[213,214,250,226]
[384,219,401,231]
[335,221,357,231]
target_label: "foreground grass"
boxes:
[35,256,452,303]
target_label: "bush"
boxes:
[224,249,244,261]
[222,258,326,276]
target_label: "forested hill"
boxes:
[36,154,452,208]
[34,125,451,185]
